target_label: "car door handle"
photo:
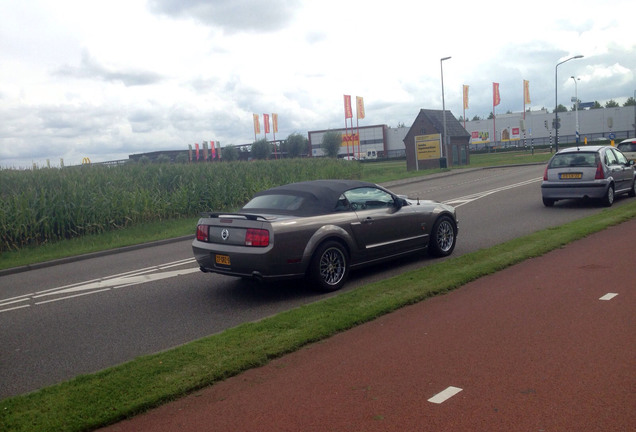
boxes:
[362,217,374,224]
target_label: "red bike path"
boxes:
[101,219,636,432]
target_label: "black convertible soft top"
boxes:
[244,179,379,215]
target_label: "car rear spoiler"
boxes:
[199,212,272,221]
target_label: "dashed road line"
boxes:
[428,386,463,404]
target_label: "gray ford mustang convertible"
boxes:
[192,179,458,291]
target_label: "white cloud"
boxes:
[1,0,634,168]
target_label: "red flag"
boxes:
[263,114,270,134]
[211,141,216,159]
[344,95,353,119]
[493,83,501,107]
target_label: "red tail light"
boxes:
[594,162,604,179]
[543,165,549,181]
[245,228,269,247]
[196,225,209,242]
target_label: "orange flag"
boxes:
[253,114,260,134]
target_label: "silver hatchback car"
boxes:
[541,145,636,207]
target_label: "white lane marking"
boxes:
[0,304,30,313]
[428,386,463,404]
[0,259,199,313]
[442,177,542,208]
[35,288,112,305]
[599,293,618,301]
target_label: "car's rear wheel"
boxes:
[628,179,636,197]
[428,215,457,257]
[542,197,555,207]
[309,241,349,292]
[601,184,614,207]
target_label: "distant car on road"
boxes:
[541,145,636,207]
[617,138,636,163]
[193,179,458,291]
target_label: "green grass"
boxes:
[2,200,635,431]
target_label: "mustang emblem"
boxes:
[221,229,230,241]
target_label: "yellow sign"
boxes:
[415,134,441,160]
[81,157,91,165]
[341,133,360,147]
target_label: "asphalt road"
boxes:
[1,164,631,399]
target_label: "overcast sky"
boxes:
[1,0,634,168]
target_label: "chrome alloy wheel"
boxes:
[435,219,455,253]
[319,246,346,286]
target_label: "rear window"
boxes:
[618,143,636,152]
[242,194,305,211]
[549,152,598,168]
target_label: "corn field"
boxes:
[0,159,362,252]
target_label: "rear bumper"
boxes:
[192,240,307,281]
[541,181,609,200]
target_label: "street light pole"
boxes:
[555,55,583,152]
[571,76,580,144]
[440,56,451,166]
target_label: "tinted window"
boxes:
[243,194,305,211]
[549,152,597,168]
[618,143,636,152]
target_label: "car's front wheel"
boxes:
[428,215,457,257]
[309,241,349,292]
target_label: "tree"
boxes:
[321,131,342,158]
[624,97,636,107]
[175,153,188,164]
[281,133,308,158]
[471,115,481,121]
[487,112,495,119]
[554,104,568,113]
[250,139,271,160]
[591,101,602,109]
[222,145,239,162]
[605,99,619,108]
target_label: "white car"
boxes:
[541,145,636,207]
[617,138,636,163]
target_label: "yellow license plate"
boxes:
[560,173,582,179]
[215,254,231,266]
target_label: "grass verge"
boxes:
[2,200,635,432]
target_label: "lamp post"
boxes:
[571,76,580,143]
[555,55,583,151]
[440,56,451,167]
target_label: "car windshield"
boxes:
[549,152,598,168]
[618,143,636,152]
